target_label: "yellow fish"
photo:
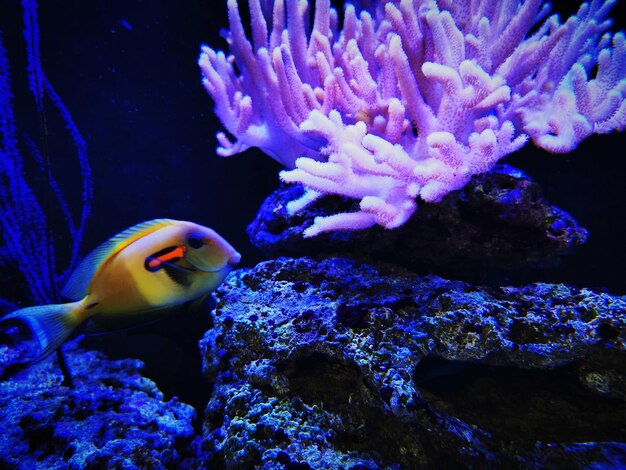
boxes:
[1,219,240,363]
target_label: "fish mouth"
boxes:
[228,251,241,266]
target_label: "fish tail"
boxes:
[1,301,83,363]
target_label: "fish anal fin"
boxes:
[189,294,209,310]
[80,306,178,334]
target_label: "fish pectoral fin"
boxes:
[160,261,194,288]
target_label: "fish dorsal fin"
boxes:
[62,219,177,300]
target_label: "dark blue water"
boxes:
[1,0,624,293]
[1,0,626,419]
[0,0,281,273]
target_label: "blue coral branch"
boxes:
[0,33,53,306]
[22,0,44,111]
[0,0,92,310]
[42,76,93,283]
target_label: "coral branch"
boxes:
[200,0,626,236]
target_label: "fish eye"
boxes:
[188,234,204,249]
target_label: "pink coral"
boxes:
[199,0,626,237]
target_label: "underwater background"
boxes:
[2,0,626,468]
[0,0,282,412]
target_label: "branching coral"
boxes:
[199,0,626,237]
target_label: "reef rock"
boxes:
[198,257,626,469]
[248,166,587,274]
[0,342,197,469]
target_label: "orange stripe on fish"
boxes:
[144,245,187,272]
[62,219,178,301]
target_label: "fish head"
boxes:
[179,222,241,273]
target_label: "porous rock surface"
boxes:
[0,342,197,469]
[248,166,588,273]
[198,256,626,469]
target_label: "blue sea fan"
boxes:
[0,0,92,311]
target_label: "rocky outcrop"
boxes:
[0,342,198,469]
[198,257,626,469]
[248,166,588,274]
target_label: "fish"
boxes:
[0,219,241,364]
